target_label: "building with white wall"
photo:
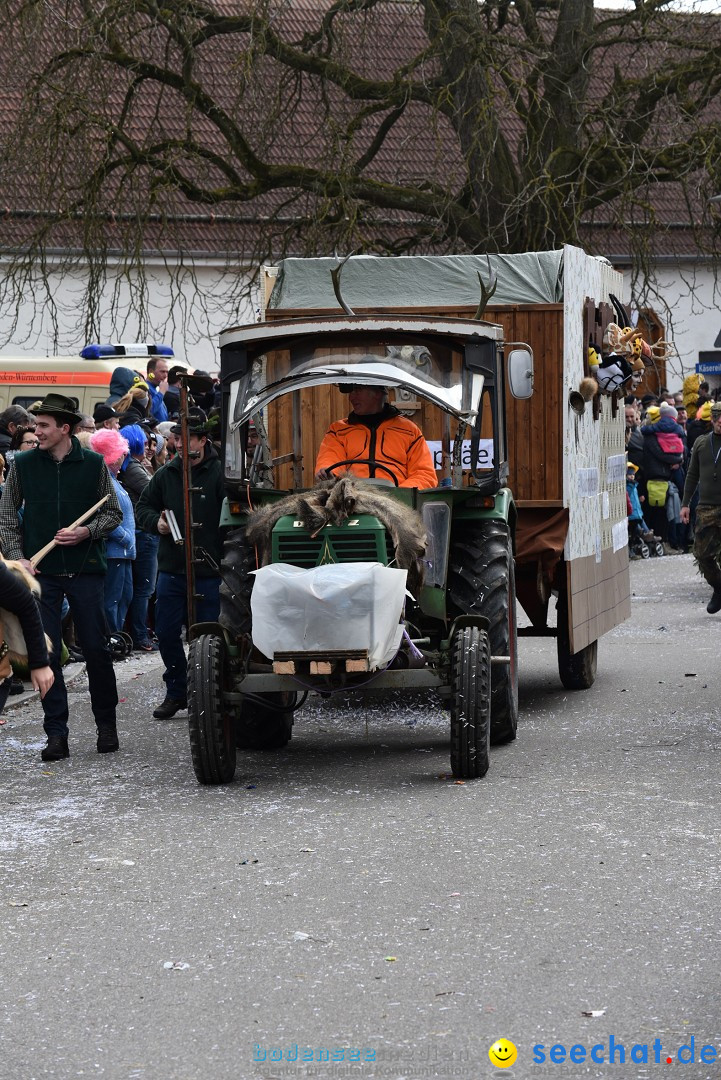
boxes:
[0,256,258,375]
[617,259,721,393]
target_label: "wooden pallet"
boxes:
[272,649,370,675]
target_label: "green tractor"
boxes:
[187,315,533,784]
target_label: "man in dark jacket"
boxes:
[681,401,721,613]
[686,400,712,451]
[135,414,225,718]
[0,393,123,761]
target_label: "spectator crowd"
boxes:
[625,374,719,559]
[0,356,223,760]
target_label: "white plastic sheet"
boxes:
[251,562,407,669]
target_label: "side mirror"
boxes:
[507,347,534,399]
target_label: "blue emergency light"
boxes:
[80,343,175,360]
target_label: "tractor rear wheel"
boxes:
[449,626,491,779]
[188,633,236,785]
[447,520,518,744]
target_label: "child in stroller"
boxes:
[627,463,664,558]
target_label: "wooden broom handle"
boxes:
[30,495,110,569]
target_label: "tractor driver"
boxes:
[315,384,438,489]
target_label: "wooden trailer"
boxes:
[257,245,631,663]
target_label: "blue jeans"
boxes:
[127,531,159,645]
[105,559,134,633]
[154,572,220,700]
[37,574,118,738]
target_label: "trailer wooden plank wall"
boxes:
[265,304,564,501]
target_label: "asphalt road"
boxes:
[1,553,720,1080]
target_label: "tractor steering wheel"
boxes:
[324,458,400,487]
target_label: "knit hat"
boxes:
[659,402,678,419]
[646,405,661,422]
[698,401,712,422]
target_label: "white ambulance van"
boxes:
[0,343,177,416]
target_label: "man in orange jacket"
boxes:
[315,384,438,489]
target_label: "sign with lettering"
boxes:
[426,439,494,470]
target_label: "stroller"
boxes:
[628,518,664,559]
[627,464,664,558]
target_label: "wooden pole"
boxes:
[30,495,110,569]
[179,381,198,629]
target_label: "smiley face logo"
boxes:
[488,1039,518,1068]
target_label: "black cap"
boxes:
[338,383,388,395]
[93,403,118,423]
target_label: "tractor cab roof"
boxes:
[220,315,505,428]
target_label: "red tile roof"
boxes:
[0,1,719,263]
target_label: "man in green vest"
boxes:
[0,393,123,761]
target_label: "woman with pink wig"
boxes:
[89,429,136,634]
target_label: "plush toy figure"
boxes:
[592,322,646,393]
[588,341,601,372]
[596,354,633,392]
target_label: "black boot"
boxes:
[152,696,187,719]
[97,728,120,754]
[41,735,69,761]
[707,589,721,614]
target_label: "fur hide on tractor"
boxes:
[244,475,428,593]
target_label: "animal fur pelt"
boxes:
[245,475,427,592]
[1,559,52,663]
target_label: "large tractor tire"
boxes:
[556,588,597,690]
[219,526,296,751]
[187,633,236,785]
[219,526,254,641]
[447,520,518,744]
[449,625,491,779]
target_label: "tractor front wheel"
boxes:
[449,625,491,779]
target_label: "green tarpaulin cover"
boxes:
[268,250,567,310]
